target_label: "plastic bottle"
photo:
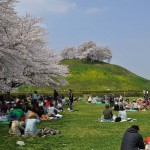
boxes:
[145,142,150,150]
[101,115,104,121]
[148,142,150,150]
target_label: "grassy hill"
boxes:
[17,59,150,95]
[60,59,150,92]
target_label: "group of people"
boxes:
[1,91,150,149]
[101,104,127,122]
[101,95,150,122]
[9,110,60,137]
[0,89,74,137]
[114,97,149,111]
[88,94,150,112]
[99,96,150,149]
[100,103,149,149]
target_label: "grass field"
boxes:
[0,100,150,150]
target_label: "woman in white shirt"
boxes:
[118,105,127,121]
[88,96,92,103]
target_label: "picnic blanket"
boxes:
[126,110,137,112]
[97,118,137,122]
[86,102,108,104]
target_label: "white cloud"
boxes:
[15,0,77,16]
[85,7,109,14]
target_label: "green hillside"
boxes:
[60,59,150,92]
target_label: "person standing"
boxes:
[53,89,59,106]
[32,91,38,107]
[68,89,73,112]
[109,95,115,107]
[143,89,149,100]
[121,125,145,150]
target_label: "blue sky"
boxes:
[15,0,150,80]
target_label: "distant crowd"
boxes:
[88,94,150,112]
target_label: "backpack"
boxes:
[115,117,121,122]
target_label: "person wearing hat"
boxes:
[121,125,145,150]
[9,114,24,135]
[25,111,41,136]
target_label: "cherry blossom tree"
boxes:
[61,46,77,59]
[94,46,112,63]
[0,0,68,92]
[77,41,96,57]
[60,41,112,63]
[77,41,112,63]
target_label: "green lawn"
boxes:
[0,101,150,150]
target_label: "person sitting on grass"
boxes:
[47,103,58,117]
[141,100,148,110]
[25,111,61,137]
[121,125,145,150]
[137,98,147,111]
[124,98,132,110]
[118,105,127,121]
[87,96,92,103]
[8,108,24,121]
[102,104,113,121]
[25,111,41,136]
[132,100,138,110]
[114,100,119,111]
[47,103,62,119]
[57,100,63,111]
[9,114,24,136]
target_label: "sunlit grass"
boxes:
[17,59,150,94]
[1,101,150,150]
[60,59,150,91]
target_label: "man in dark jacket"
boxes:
[121,125,145,150]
